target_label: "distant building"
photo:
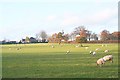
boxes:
[1,40,6,44]
[29,37,38,43]
[21,39,26,43]
[9,41,16,44]
[21,37,38,43]
[0,40,17,44]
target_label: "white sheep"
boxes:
[89,51,96,56]
[95,48,100,51]
[96,55,113,67]
[96,58,105,67]
[92,52,96,56]
[89,51,92,54]
[51,45,54,48]
[85,47,88,50]
[102,44,104,47]
[76,45,79,48]
[104,50,109,53]
[102,55,113,63]
[66,50,70,54]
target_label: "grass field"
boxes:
[1,43,118,78]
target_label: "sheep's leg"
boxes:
[109,58,113,63]
[96,64,101,67]
[111,60,113,63]
[96,63,98,66]
[103,62,105,65]
[99,64,102,67]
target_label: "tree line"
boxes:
[1,26,119,44]
[36,26,120,43]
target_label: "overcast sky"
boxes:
[0,0,119,41]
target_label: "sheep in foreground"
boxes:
[96,55,113,67]
[96,58,105,67]
[102,55,113,63]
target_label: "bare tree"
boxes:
[91,33,98,41]
[73,26,90,39]
[36,33,41,42]
[73,26,88,44]
[73,26,85,35]
[63,34,69,41]
[86,31,92,41]
[69,32,76,41]
[36,30,47,42]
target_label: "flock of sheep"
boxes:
[8,44,113,67]
[97,55,113,67]
[64,44,113,67]
[88,45,113,67]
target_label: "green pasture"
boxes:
[1,43,118,78]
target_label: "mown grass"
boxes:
[1,43,118,78]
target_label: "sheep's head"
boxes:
[89,51,92,54]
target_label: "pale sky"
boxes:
[0,0,119,41]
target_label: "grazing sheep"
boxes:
[96,58,105,67]
[51,45,54,48]
[90,51,96,56]
[76,45,79,48]
[102,55,113,63]
[85,47,88,50]
[89,51,93,54]
[92,52,96,56]
[66,50,70,54]
[96,55,113,67]
[104,50,109,53]
[95,48,99,51]
[102,44,104,47]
